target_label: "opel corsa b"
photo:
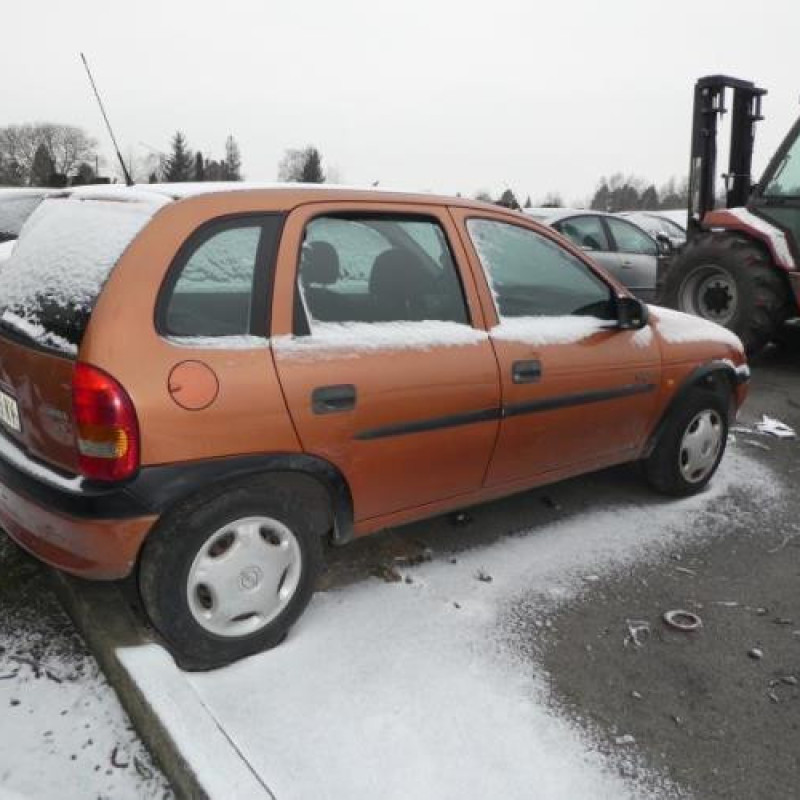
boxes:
[0,185,749,668]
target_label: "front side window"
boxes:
[554,215,610,252]
[297,215,469,326]
[606,218,657,256]
[764,127,800,197]
[467,219,614,319]
[163,219,275,337]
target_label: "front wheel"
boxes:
[645,389,729,496]
[138,479,323,670]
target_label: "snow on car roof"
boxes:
[64,182,463,206]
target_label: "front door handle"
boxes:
[312,384,357,414]
[512,360,542,384]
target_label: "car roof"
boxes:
[60,182,498,212]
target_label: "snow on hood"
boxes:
[648,305,744,350]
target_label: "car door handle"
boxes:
[512,360,542,384]
[621,260,634,268]
[312,384,357,414]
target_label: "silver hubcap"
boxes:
[186,516,302,637]
[679,265,738,325]
[679,409,723,484]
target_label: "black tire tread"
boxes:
[662,232,791,355]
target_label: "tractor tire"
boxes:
[661,232,791,356]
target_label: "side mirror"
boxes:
[655,233,673,256]
[617,296,649,330]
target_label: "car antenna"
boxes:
[80,52,134,187]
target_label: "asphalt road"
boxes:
[531,345,800,800]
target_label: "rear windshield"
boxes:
[0,192,47,241]
[0,193,167,354]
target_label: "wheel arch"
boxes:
[644,361,743,458]
[129,452,355,547]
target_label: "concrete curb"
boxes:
[49,571,273,800]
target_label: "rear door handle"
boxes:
[312,384,357,414]
[512,360,542,384]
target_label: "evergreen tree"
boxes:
[30,143,55,186]
[640,185,659,210]
[222,135,242,181]
[205,159,224,181]
[163,132,194,182]
[278,146,325,183]
[591,181,610,211]
[495,188,519,210]
[524,195,532,208]
[194,152,205,182]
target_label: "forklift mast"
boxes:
[687,75,767,237]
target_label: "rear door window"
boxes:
[297,215,469,326]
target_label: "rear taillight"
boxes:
[72,363,139,481]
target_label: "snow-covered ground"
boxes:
[0,536,171,799]
[116,446,778,800]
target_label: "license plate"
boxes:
[0,390,21,432]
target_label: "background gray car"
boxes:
[525,208,662,302]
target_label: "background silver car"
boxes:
[525,208,662,302]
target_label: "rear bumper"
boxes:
[0,482,155,579]
[0,436,156,579]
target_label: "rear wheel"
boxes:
[138,478,323,670]
[662,232,790,355]
[645,389,729,496]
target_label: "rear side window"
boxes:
[0,193,166,353]
[0,193,46,241]
[160,216,281,339]
[297,215,469,326]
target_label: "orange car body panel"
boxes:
[0,186,749,577]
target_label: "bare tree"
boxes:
[0,123,98,184]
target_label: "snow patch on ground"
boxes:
[0,537,170,799]
[649,305,743,349]
[116,449,776,800]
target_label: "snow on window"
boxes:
[649,305,743,349]
[0,193,167,352]
[273,320,488,357]
[490,315,615,347]
[0,192,48,238]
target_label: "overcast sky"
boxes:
[4,0,799,203]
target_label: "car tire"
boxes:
[138,477,323,670]
[645,389,729,497]
[662,232,790,356]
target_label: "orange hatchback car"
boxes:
[0,185,749,668]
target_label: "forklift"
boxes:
[661,75,800,354]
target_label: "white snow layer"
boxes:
[648,305,743,349]
[0,239,15,265]
[273,320,489,356]
[491,315,614,346]
[0,194,166,349]
[119,449,776,800]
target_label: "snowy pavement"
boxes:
[0,536,171,800]
[113,447,777,800]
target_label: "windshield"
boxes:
[764,122,800,198]
[0,193,167,353]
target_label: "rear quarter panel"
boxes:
[80,194,301,467]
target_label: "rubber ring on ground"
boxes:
[662,609,702,632]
